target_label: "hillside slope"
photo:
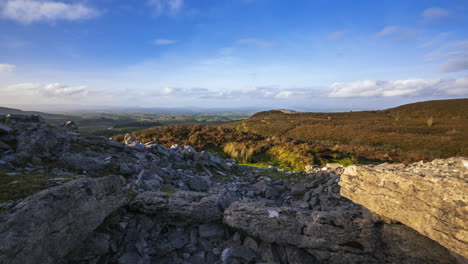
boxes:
[222,99,468,160]
[117,99,468,170]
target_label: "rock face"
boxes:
[224,175,458,264]
[340,157,468,259]
[0,176,129,264]
[130,190,224,223]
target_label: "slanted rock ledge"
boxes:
[339,157,468,259]
[0,175,130,264]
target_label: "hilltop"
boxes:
[383,98,468,118]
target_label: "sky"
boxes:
[0,0,468,112]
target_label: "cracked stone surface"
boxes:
[339,157,468,259]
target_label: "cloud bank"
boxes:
[6,83,90,97]
[147,0,184,16]
[0,0,98,24]
[0,64,15,72]
[329,77,468,97]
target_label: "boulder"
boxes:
[0,176,130,264]
[339,157,468,258]
[187,176,211,192]
[224,200,458,263]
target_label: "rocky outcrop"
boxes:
[0,175,129,264]
[0,115,465,264]
[130,191,224,223]
[339,157,468,259]
[224,174,458,264]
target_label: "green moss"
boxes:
[161,187,177,194]
[257,171,316,183]
[0,172,75,204]
[239,163,271,169]
[330,158,354,167]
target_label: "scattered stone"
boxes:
[0,124,13,134]
[325,162,342,170]
[187,176,211,192]
[198,223,225,239]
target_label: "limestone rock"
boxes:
[0,123,13,134]
[130,191,223,223]
[339,157,468,258]
[0,176,130,264]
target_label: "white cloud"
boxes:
[422,7,449,21]
[0,0,99,24]
[140,86,317,101]
[329,77,468,97]
[438,77,468,96]
[237,38,275,48]
[440,57,468,73]
[147,87,211,97]
[6,82,90,97]
[419,32,451,48]
[373,26,420,40]
[327,30,347,40]
[147,0,183,16]
[208,86,316,100]
[374,26,399,38]
[0,64,15,72]
[153,39,177,45]
[425,40,468,73]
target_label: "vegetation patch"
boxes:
[112,99,468,169]
[160,187,177,194]
[0,172,75,204]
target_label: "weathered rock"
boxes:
[0,115,464,264]
[60,120,78,132]
[0,123,13,134]
[130,191,223,223]
[0,159,14,170]
[290,183,307,195]
[221,246,257,264]
[124,133,143,146]
[198,223,225,239]
[325,163,342,170]
[339,157,468,258]
[224,200,458,263]
[187,176,211,192]
[0,176,130,264]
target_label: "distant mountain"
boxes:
[0,106,76,127]
[0,106,70,119]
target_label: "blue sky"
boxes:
[0,0,467,111]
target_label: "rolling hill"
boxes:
[116,99,468,170]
